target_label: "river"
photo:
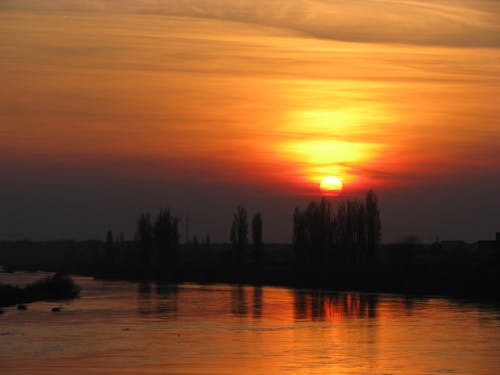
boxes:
[0,271,499,374]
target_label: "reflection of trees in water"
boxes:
[231,285,248,316]
[137,281,178,317]
[156,283,178,317]
[293,290,379,372]
[230,286,263,318]
[137,281,153,315]
[295,291,308,320]
[253,287,262,318]
[403,296,415,313]
[138,281,152,296]
[294,291,378,321]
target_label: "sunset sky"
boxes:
[1,0,499,243]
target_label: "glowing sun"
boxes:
[320,176,343,195]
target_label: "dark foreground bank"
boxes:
[0,272,80,307]
[0,240,499,303]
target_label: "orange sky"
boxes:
[1,0,499,241]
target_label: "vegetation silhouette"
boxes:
[0,273,80,307]
[252,212,263,263]
[105,230,115,265]
[292,190,381,283]
[154,209,180,262]
[0,190,499,302]
[365,190,382,262]
[137,213,153,262]
[134,209,180,281]
[293,198,334,282]
[230,206,248,256]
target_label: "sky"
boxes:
[1,0,499,243]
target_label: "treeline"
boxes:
[230,207,263,261]
[2,187,499,301]
[81,191,383,289]
[293,190,381,282]
[104,206,265,265]
[135,210,180,262]
[293,190,381,264]
[103,192,380,271]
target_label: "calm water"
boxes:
[0,271,499,374]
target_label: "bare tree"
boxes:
[137,213,153,261]
[365,190,381,262]
[154,209,179,261]
[252,213,263,261]
[230,206,248,253]
[105,229,115,264]
[293,198,335,271]
[293,190,382,272]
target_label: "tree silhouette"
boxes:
[137,213,153,262]
[105,229,115,264]
[203,234,211,250]
[252,212,263,262]
[365,189,381,262]
[293,190,382,274]
[293,198,335,274]
[106,230,113,246]
[334,199,366,264]
[154,209,179,261]
[293,206,308,265]
[230,206,248,253]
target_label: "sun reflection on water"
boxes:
[0,274,499,374]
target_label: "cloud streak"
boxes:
[3,0,500,47]
[1,0,499,242]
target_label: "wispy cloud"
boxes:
[3,0,500,46]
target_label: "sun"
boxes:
[320,176,343,196]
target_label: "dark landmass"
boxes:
[0,272,80,307]
[1,192,498,303]
[0,239,498,303]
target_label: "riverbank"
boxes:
[0,240,498,303]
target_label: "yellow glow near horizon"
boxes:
[275,138,382,188]
[320,176,343,195]
[1,1,499,196]
[272,105,390,191]
[277,119,382,186]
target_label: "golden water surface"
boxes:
[0,272,499,374]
